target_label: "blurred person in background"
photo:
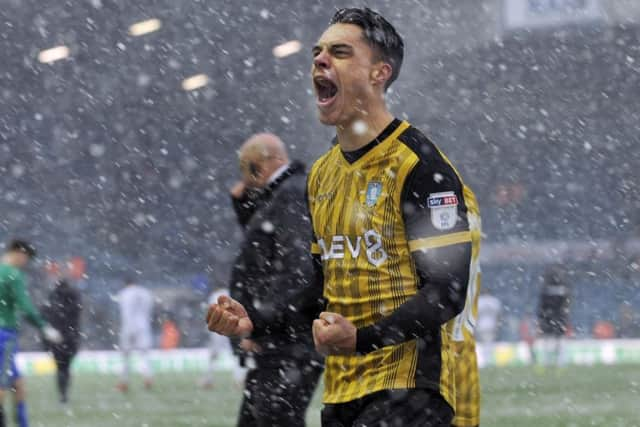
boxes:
[519,312,538,365]
[0,240,62,427]
[159,310,181,350]
[115,278,155,392]
[618,302,640,338]
[536,264,572,368]
[215,133,323,427]
[200,286,246,389]
[42,278,82,404]
[592,319,615,339]
[476,288,502,366]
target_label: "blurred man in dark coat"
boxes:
[537,264,571,367]
[43,279,82,403]
[222,133,323,427]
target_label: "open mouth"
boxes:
[314,75,338,105]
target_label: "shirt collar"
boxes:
[267,163,290,184]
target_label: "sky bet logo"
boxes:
[317,229,388,267]
[427,193,458,208]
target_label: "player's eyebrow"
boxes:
[312,43,353,56]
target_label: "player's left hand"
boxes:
[312,312,357,356]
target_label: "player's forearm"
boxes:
[24,308,46,329]
[16,287,46,328]
[355,286,461,353]
[356,243,471,354]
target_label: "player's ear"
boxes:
[371,62,392,88]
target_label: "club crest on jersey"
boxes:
[365,181,383,207]
[427,191,458,230]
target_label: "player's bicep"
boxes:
[402,161,471,307]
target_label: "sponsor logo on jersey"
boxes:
[365,181,383,207]
[314,191,336,202]
[428,191,458,231]
[317,229,388,267]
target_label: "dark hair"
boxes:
[330,7,404,90]
[6,239,37,258]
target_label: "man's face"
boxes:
[312,23,379,126]
[13,252,30,269]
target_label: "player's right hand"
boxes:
[206,295,253,337]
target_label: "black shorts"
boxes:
[321,388,453,427]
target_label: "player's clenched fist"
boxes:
[312,312,357,356]
[206,295,253,337]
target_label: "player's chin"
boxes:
[316,106,342,126]
[317,113,337,126]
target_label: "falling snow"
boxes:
[0,0,638,425]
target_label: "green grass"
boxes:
[14,365,640,426]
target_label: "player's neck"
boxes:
[336,109,395,152]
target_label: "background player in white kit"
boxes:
[200,287,247,389]
[115,278,155,392]
[477,288,502,366]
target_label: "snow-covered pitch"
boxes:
[17,364,640,427]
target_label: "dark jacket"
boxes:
[43,280,82,346]
[537,265,571,333]
[230,161,323,367]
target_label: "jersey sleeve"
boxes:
[12,273,46,329]
[356,155,472,353]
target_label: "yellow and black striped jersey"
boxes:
[307,119,481,407]
[451,336,481,426]
[450,243,481,426]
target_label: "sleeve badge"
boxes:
[427,191,459,231]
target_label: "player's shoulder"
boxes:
[397,124,461,188]
[308,143,341,178]
[397,124,450,168]
[0,264,23,282]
